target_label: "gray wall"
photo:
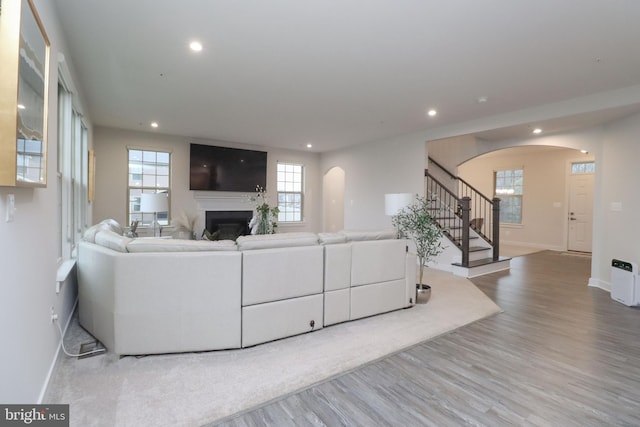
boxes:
[0,0,91,403]
[592,112,640,290]
[320,132,426,230]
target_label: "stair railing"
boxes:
[425,159,501,264]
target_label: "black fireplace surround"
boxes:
[205,211,253,240]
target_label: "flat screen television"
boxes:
[189,144,267,192]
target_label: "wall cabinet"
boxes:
[0,0,49,187]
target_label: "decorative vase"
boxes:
[256,210,272,234]
[416,283,431,304]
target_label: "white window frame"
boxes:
[571,161,595,174]
[57,76,89,264]
[276,162,304,223]
[494,168,524,225]
[127,148,171,227]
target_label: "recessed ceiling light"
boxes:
[427,109,437,117]
[532,128,542,134]
[150,122,159,128]
[306,143,313,148]
[189,41,203,52]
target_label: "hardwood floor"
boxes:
[211,251,640,426]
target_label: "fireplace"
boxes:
[205,210,253,240]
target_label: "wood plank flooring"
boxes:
[211,251,640,426]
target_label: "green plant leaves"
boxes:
[391,195,445,284]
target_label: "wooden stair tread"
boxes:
[469,246,491,252]
[449,235,479,241]
[451,256,511,268]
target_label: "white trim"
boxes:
[276,162,304,223]
[500,240,566,252]
[565,155,596,253]
[55,259,76,294]
[193,191,255,211]
[500,223,524,229]
[588,277,611,292]
[126,144,173,154]
[278,221,307,227]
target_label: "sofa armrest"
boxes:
[78,242,242,355]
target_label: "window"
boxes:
[277,162,303,222]
[571,161,595,174]
[57,80,89,262]
[495,168,523,224]
[128,149,171,226]
[17,139,44,183]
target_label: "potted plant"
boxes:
[171,211,198,239]
[392,195,445,303]
[249,185,280,235]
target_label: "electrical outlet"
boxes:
[50,307,58,323]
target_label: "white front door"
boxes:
[567,166,594,252]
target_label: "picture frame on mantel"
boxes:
[0,0,50,187]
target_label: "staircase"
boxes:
[426,158,510,277]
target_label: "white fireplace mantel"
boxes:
[193,191,256,212]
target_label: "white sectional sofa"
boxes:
[77,220,417,356]
[236,233,325,347]
[322,230,416,326]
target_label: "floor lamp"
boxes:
[140,192,168,237]
[385,193,413,217]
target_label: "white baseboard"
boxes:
[428,262,454,273]
[501,240,565,252]
[588,277,611,292]
[38,298,78,403]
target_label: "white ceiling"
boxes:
[52,0,640,152]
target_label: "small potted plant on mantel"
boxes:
[392,195,445,304]
[249,185,280,235]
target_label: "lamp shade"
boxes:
[140,192,168,213]
[385,193,413,216]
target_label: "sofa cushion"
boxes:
[83,219,124,243]
[236,232,319,250]
[317,232,348,245]
[100,219,124,235]
[94,230,132,253]
[126,238,237,253]
[351,239,407,286]
[83,225,102,243]
[341,229,397,241]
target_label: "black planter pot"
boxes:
[416,283,432,304]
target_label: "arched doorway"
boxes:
[456,145,594,255]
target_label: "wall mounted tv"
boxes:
[189,144,267,192]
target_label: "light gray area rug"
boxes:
[46,269,501,427]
